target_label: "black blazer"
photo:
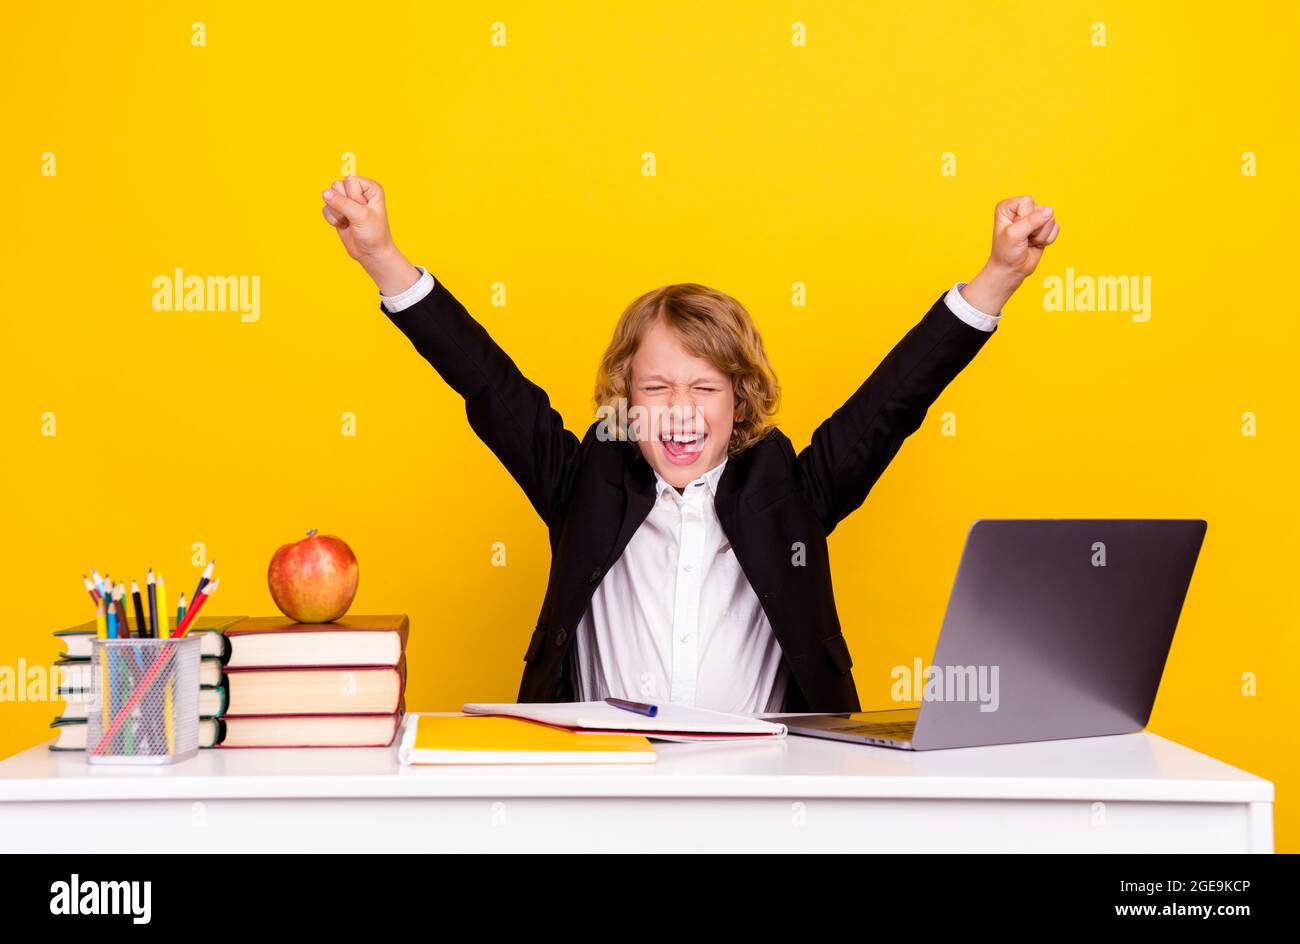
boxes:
[380,278,996,711]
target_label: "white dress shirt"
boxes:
[571,455,793,713]
[381,268,1001,712]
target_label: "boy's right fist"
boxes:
[321,175,393,261]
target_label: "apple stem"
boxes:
[307,529,317,537]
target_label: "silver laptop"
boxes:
[769,518,1207,751]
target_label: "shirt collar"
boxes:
[653,456,728,501]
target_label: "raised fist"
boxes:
[988,195,1060,279]
[321,175,394,261]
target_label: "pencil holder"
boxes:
[86,636,201,765]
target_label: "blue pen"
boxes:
[605,696,658,718]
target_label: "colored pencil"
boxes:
[131,581,147,640]
[168,574,194,748]
[127,580,159,747]
[83,575,101,606]
[104,604,120,750]
[112,586,136,753]
[191,561,214,609]
[163,676,175,753]
[113,584,131,639]
[100,663,111,730]
[156,575,170,640]
[95,596,109,733]
[146,569,158,638]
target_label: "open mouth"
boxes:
[659,430,707,466]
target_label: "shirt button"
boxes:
[554,627,568,646]
[682,562,694,572]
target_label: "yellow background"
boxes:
[2,2,1295,850]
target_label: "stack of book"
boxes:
[215,615,408,748]
[49,615,245,751]
[49,614,408,750]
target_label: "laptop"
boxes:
[768,518,1207,751]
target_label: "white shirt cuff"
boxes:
[380,265,436,313]
[944,281,1001,332]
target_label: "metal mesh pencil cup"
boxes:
[87,636,201,765]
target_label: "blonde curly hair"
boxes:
[593,283,780,457]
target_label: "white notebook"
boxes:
[461,701,787,742]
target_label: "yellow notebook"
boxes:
[397,713,656,765]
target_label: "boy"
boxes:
[321,177,1059,713]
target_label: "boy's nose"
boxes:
[663,399,705,435]
[668,393,701,422]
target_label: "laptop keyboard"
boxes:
[837,722,915,738]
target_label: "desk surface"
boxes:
[0,718,1273,805]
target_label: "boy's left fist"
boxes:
[988,195,1060,281]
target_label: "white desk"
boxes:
[0,720,1273,852]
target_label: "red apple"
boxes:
[267,529,359,623]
